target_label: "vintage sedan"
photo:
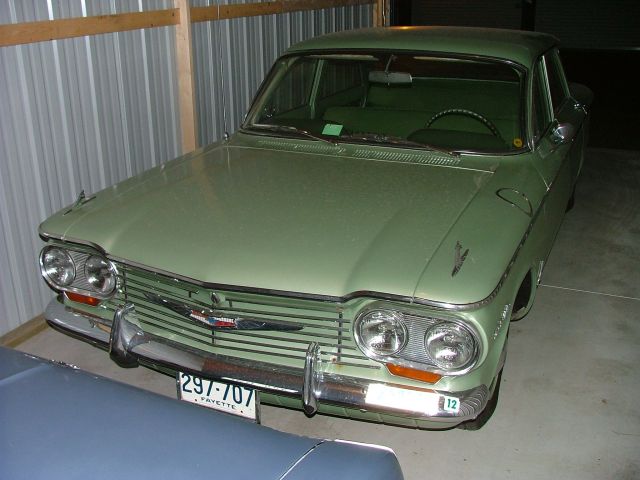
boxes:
[39,27,590,429]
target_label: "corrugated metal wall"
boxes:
[0,0,180,337]
[193,0,373,145]
[0,1,372,337]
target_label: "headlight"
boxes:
[85,255,117,295]
[355,310,407,358]
[40,247,75,288]
[424,322,477,371]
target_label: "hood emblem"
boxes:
[143,292,303,331]
[63,190,96,215]
[451,241,469,277]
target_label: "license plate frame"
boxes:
[177,372,260,422]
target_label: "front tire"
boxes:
[458,369,503,430]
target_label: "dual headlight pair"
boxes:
[40,246,117,298]
[354,308,479,374]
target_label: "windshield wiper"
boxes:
[248,124,337,145]
[340,133,459,157]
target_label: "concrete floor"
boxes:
[17,148,640,479]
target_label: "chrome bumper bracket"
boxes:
[109,303,142,368]
[303,342,320,416]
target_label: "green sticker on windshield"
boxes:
[322,123,343,136]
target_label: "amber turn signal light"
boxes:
[65,292,101,306]
[386,364,442,384]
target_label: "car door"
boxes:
[529,49,586,256]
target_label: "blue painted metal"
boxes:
[0,346,403,479]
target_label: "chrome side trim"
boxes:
[38,228,107,255]
[45,298,491,425]
[496,188,533,217]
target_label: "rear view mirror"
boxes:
[368,70,412,85]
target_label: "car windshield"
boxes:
[244,51,525,153]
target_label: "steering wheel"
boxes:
[427,109,503,140]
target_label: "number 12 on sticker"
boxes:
[443,396,460,413]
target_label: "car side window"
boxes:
[267,58,316,115]
[531,61,551,143]
[544,50,569,114]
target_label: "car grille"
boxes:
[102,263,379,372]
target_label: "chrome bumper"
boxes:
[45,298,490,425]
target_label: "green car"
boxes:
[39,27,590,429]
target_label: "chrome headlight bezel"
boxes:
[423,320,480,374]
[353,308,408,361]
[353,303,482,376]
[39,245,118,300]
[40,246,76,288]
[84,255,118,296]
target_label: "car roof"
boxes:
[286,26,558,69]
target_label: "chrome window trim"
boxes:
[242,49,530,156]
[543,48,571,116]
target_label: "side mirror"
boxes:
[551,123,575,145]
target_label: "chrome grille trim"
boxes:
[112,264,380,371]
[226,331,358,350]
[399,314,441,364]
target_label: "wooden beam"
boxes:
[192,3,280,23]
[0,1,375,47]
[175,0,198,153]
[0,315,47,348]
[281,0,374,14]
[0,9,178,47]
[192,0,374,23]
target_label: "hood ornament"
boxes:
[143,292,303,331]
[63,190,96,215]
[451,241,469,277]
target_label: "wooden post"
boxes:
[175,0,198,153]
[373,0,386,27]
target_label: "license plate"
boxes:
[177,372,258,421]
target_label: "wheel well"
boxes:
[511,270,533,320]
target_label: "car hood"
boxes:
[40,141,495,299]
[1,347,403,480]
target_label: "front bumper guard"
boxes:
[45,298,491,425]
